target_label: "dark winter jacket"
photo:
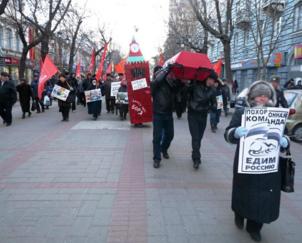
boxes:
[16,83,33,103]
[57,80,72,107]
[224,81,284,223]
[187,81,217,116]
[0,80,17,104]
[275,89,288,108]
[151,67,175,115]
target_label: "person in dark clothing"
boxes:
[117,79,129,120]
[232,79,238,94]
[31,75,45,113]
[174,82,187,119]
[0,72,17,126]
[104,74,115,113]
[82,73,92,107]
[86,79,104,120]
[16,78,33,118]
[57,74,72,121]
[224,81,289,242]
[187,70,217,169]
[294,80,302,89]
[151,65,176,169]
[283,78,295,89]
[221,81,231,116]
[209,81,222,133]
[68,73,78,111]
[270,76,288,108]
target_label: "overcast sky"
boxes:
[75,0,170,60]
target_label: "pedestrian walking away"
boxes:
[224,80,290,242]
[0,72,17,126]
[31,74,45,113]
[187,70,217,169]
[16,78,33,119]
[270,76,288,108]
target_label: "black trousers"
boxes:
[35,97,44,112]
[188,112,207,161]
[119,104,128,119]
[0,102,13,124]
[20,100,30,114]
[153,113,174,161]
[235,213,263,233]
[60,106,70,120]
[106,98,115,112]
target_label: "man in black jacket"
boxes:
[0,72,17,126]
[187,70,218,169]
[151,65,176,169]
[270,76,288,108]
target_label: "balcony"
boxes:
[236,9,251,30]
[262,0,285,17]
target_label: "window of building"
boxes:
[16,33,20,52]
[233,33,239,51]
[274,16,282,37]
[6,28,13,49]
[0,26,3,48]
[294,4,302,31]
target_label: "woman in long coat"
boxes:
[87,79,104,120]
[57,74,72,121]
[16,78,33,118]
[224,81,289,242]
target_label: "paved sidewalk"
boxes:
[0,103,301,243]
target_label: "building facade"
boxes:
[208,0,302,91]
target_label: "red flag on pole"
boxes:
[96,43,109,81]
[88,49,96,73]
[213,59,223,77]
[38,54,58,99]
[75,62,81,78]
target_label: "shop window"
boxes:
[6,28,13,49]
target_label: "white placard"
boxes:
[238,107,289,174]
[51,84,70,101]
[84,88,102,103]
[216,95,223,110]
[110,81,121,97]
[131,78,147,91]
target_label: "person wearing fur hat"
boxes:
[187,70,218,169]
[224,81,290,242]
[270,76,288,108]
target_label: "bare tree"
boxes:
[169,0,209,54]
[0,0,10,15]
[188,0,234,82]
[246,0,292,79]
[21,0,72,60]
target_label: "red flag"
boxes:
[114,58,125,74]
[75,62,81,78]
[213,59,223,77]
[38,55,58,99]
[96,43,109,81]
[88,49,96,73]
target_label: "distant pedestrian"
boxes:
[294,80,302,89]
[31,74,45,113]
[232,79,238,94]
[270,76,288,108]
[104,74,115,113]
[87,79,103,120]
[187,70,217,169]
[224,80,289,242]
[117,79,128,120]
[283,78,295,89]
[210,81,222,133]
[221,80,231,116]
[57,74,72,122]
[16,78,33,119]
[0,72,17,126]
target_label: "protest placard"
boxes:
[238,107,289,174]
[51,84,70,101]
[216,95,223,110]
[131,78,147,91]
[110,81,121,97]
[116,92,128,104]
[84,88,102,103]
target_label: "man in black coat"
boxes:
[16,78,33,118]
[270,76,288,108]
[225,81,289,242]
[187,70,217,169]
[151,65,176,169]
[0,72,17,126]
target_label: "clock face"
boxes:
[130,43,140,53]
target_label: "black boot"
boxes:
[162,151,169,159]
[193,159,201,170]
[22,113,25,119]
[153,160,160,169]
[234,214,244,229]
[249,231,262,242]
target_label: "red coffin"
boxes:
[164,51,213,81]
[125,62,153,124]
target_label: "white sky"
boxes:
[75,0,170,60]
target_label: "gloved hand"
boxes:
[234,127,248,139]
[279,136,289,148]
